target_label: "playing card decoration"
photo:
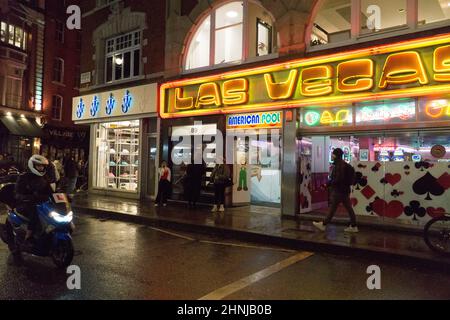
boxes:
[437,172,450,190]
[371,162,381,172]
[414,161,432,171]
[370,197,404,218]
[350,161,449,223]
[426,207,446,218]
[391,190,404,198]
[404,201,426,221]
[353,172,367,190]
[298,154,312,214]
[413,172,445,200]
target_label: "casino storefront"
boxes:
[160,33,450,222]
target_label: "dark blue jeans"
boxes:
[214,183,226,206]
[324,191,357,227]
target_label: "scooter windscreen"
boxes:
[46,193,72,217]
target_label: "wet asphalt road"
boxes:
[1,213,450,300]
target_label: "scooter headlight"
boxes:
[49,211,73,223]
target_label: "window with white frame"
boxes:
[0,21,27,50]
[51,95,63,121]
[310,0,450,48]
[53,58,64,83]
[184,1,275,71]
[5,76,22,108]
[257,19,272,56]
[55,20,64,43]
[105,31,141,83]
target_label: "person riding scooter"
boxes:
[15,155,54,243]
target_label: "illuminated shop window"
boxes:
[418,0,450,25]
[360,0,407,34]
[95,120,140,192]
[105,31,141,83]
[184,1,276,71]
[311,0,351,46]
[310,0,450,48]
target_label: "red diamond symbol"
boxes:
[361,185,376,199]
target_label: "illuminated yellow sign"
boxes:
[161,34,450,118]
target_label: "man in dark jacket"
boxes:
[313,148,359,233]
[15,155,53,242]
[185,163,205,208]
[64,156,79,197]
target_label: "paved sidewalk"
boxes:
[70,194,450,270]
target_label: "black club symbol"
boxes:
[404,201,426,221]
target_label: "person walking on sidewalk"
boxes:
[64,156,79,198]
[155,161,171,207]
[210,158,230,213]
[313,148,359,233]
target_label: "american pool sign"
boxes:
[160,33,450,119]
[227,111,282,129]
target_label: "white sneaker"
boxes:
[211,205,218,212]
[219,205,225,212]
[313,221,326,232]
[344,226,359,233]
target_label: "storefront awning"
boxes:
[0,116,43,137]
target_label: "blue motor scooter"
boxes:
[0,183,75,268]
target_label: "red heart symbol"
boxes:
[385,201,404,219]
[437,172,450,190]
[385,173,401,186]
[372,198,387,217]
[427,207,446,218]
[351,198,358,207]
[372,199,404,218]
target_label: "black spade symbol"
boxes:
[413,172,445,200]
[354,172,367,190]
[306,163,311,171]
[380,178,387,184]
[404,165,410,170]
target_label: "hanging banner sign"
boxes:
[160,34,450,118]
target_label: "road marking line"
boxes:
[200,240,298,253]
[148,227,195,241]
[198,251,314,300]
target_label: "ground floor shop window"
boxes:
[232,131,282,206]
[298,131,450,225]
[169,123,217,201]
[95,120,140,192]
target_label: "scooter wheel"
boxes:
[51,240,74,269]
